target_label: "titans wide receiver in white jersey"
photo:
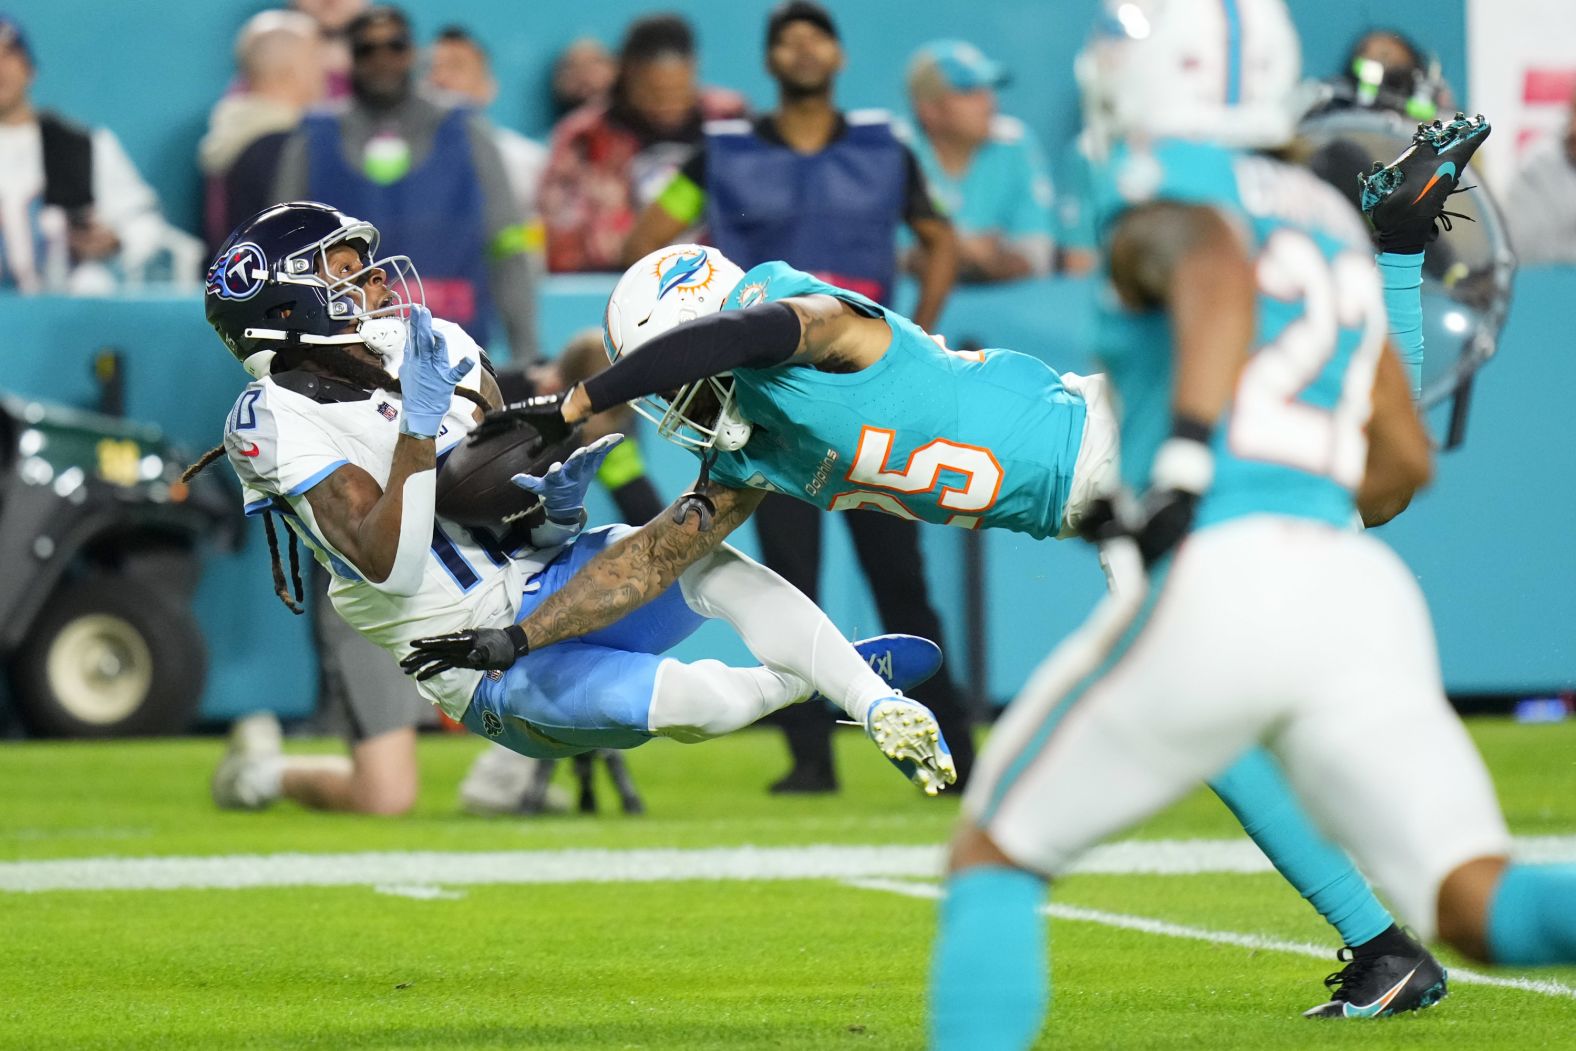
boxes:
[223,316,561,720]
[199,201,956,791]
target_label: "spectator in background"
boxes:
[427,25,548,242]
[539,13,746,273]
[0,13,199,294]
[200,10,326,253]
[292,0,367,101]
[625,2,956,322]
[551,37,616,119]
[274,6,539,359]
[623,0,972,794]
[899,40,1054,283]
[1308,28,1455,122]
[1503,87,1576,265]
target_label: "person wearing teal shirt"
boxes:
[413,226,1456,1019]
[926,1,1576,1045]
[898,40,1056,283]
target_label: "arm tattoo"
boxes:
[519,482,762,649]
[786,295,847,360]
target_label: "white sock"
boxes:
[678,545,892,723]
[646,658,808,742]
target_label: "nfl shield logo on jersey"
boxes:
[376,401,398,422]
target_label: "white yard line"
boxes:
[845,877,1576,1001]
[2,835,1573,893]
[4,835,1573,1001]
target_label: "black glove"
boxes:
[1128,427,1213,568]
[469,391,574,446]
[400,624,529,680]
[1073,494,1122,545]
[1130,485,1202,568]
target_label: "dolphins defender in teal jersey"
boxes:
[927,1,1576,1047]
[407,226,1453,1016]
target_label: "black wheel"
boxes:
[10,574,206,737]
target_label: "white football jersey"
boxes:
[222,319,553,719]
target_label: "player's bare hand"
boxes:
[401,627,525,679]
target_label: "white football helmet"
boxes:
[603,244,752,452]
[1077,0,1301,156]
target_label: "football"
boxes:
[436,421,551,532]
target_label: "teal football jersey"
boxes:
[704,262,1087,539]
[1086,140,1386,529]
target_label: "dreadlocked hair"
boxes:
[185,435,307,615]
[263,509,306,614]
[179,342,498,614]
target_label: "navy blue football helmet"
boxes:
[204,201,423,377]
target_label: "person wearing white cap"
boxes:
[899,40,1055,283]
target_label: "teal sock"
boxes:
[1377,251,1425,397]
[1487,863,1576,965]
[930,866,1048,1051]
[1210,748,1393,947]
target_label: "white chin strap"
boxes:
[358,317,408,370]
[239,317,409,377]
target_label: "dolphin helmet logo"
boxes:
[654,248,714,300]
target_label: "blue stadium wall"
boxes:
[10,0,1571,722]
[6,270,1574,720]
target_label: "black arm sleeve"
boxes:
[581,301,802,413]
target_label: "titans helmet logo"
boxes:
[652,248,717,301]
[205,242,268,302]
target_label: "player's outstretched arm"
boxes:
[1357,341,1433,527]
[306,307,472,594]
[518,480,767,650]
[560,295,890,423]
[402,480,764,679]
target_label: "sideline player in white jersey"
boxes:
[189,202,957,805]
[928,2,1576,1047]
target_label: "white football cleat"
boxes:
[211,712,282,810]
[864,696,957,796]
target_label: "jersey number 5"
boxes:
[829,425,1003,528]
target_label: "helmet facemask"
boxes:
[603,244,753,453]
[642,374,754,453]
[238,221,425,378]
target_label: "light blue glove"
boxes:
[512,433,625,523]
[398,306,474,438]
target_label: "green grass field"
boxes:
[3,720,1573,1049]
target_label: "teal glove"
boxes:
[398,306,475,438]
[511,433,624,523]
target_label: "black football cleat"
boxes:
[1303,940,1449,1019]
[1360,112,1491,253]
